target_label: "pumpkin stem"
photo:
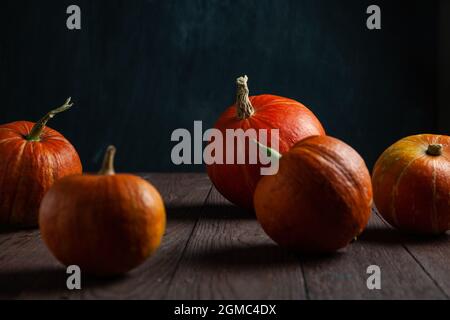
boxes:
[98,145,117,175]
[426,144,443,156]
[26,97,74,141]
[236,75,255,119]
[252,139,282,160]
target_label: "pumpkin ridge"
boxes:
[0,141,22,223]
[251,116,295,153]
[236,120,259,206]
[440,154,450,163]
[291,146,366,216]
[299,143,368,202]
[254,135,372,253]
[253,95,300,105]
[431,160,438,233]
[0,137,21,147]
[18,122,34,136]
[247,115,294,152]
[7,141,27,224]
[251,113,316,150]
[37,131,66,142]
[246,115,276,132]
[42,137,72,151]
[390,154,425,227]
[431,134,442,145]
[257,101,301,110]
[0,127,19,134]
[47,144,71,189]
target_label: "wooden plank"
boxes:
[1,173,449,300]
[0,173,211,299]
[166,187,307,300]
[301,210,446,300]
[403,240,450,298]
[0,228,56,299]
[375,212,450,298]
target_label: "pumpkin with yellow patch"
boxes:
[372,134,450,234]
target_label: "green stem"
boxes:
[26,97,74,141]
[98,145,117,175]
[252,139,282,160]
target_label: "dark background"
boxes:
[0,0,447,172]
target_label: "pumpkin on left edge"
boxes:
[0,98,82,227]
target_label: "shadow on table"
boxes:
[359,226,450,246]
[189,243,343,269]
[0,267,127,297]
[0,226,37,235]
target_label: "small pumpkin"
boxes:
[372,134,450,234]
[39,146,166,276]
[254,135,373,253]
[207,75,325,211]
[0,98,82,227]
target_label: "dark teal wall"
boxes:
[0,0,439,171]
[439,0,450,133]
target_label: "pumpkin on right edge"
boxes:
[372,134,450,234]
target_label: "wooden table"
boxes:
[0,173,449,300]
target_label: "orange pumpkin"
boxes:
[39,146,166,276]
[254,135,373,253]
[207,76,325,211]
[0,98,82,227]
[372,134,450,234]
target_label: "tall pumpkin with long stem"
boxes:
[0,98,82,227]
[207,76,325,211]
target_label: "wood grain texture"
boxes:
[0,173,212,299]
[301,210,446,300]
[167,187,307,300]
[0,174,449,300]
[374,211,450,299]
[0,228,55,299]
